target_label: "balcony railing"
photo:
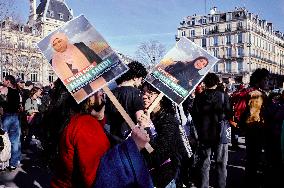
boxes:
[208,29,219,35]
[250,54,278,65]
[0,42,39,52]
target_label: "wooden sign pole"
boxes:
[146,93,164,114]
[102,85,154,153]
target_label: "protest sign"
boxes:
[37,15,128,103]
[145,36,219,105]
[38,15,154,153]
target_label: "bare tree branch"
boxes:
[135,40,166,70]
[1,27,40,80]
[0,1,41,82]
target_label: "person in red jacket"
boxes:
[51,115,110,188]
[48,80,151,188]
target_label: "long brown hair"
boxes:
[29,86,41,98]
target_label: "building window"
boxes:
[31,41,37,48]
[31,57,39,67]
[30,73,38,82]
[191,18,195,25]
[20,56,28,64]
[1,21,5,28]
[226,61,232,72]
[202,38,206,47]
[214,36,218,46]
[202,18,207,24]
[17,72,24,80]
[49,74,54,83]
[213,48,219,57]
[226,35,231,44]
[237,21,243,30]
[2,71,9,79]
[238,33,242,43]
[226,48,232,57]
[59,13,64,20]
[214,25,218,31]
[5,54,11,63]
[213,15,219,22]
[237,61,243,71]
[49,10,54,17]
[226,13,232,21]
[5,36,10,45]
[18,40,25,49]
[32,27,36,35]
[226,24,231,31]
[181,31,186,36]
[20,26,24,32]
[238,47,243,56]
[227,24,231,29]
[213,64,218,72]
[203,28,207,35]
[190,30,195,37]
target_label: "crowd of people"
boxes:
[0,62,283,188]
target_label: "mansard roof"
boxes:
[36,0,73,22]
[36,0,47,17]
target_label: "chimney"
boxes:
[209,7,217,15]
[29,0,37,24]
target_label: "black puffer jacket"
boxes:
[143,108,187,188]
[192,89,231,146]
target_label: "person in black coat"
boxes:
[105,61,147,141]
[141,83,188,188]
[191,73,231,188]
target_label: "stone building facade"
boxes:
[0,0,73,85]
[176,7,284,84]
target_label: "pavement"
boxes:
[226,137,247,188]
[0,148,52,188]
[185,137,247,188]
[0,137,248,188]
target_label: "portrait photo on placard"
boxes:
[146,37,219,105]
[37,15,128,103]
